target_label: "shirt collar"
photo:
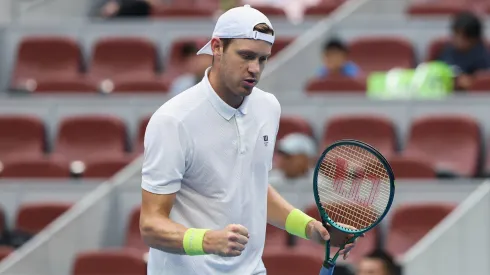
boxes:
[202,67,249,121]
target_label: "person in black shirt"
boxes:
[437,11,490,90]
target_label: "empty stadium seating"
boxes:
[72,249,146,275]
[348,36,415,73]
[277,116,314,141]
[53,115,128,162]
[15,202,71,235]
[385,203,456,257]
[388,156,437,179]
[11,36,83,91]
[262,248,324,275]
[0,157,71,178]
[401,115,481,177]
[322,115,397,158]
[305,76,367,93]
[0,115,45,161]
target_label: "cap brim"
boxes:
[197,40,213,55]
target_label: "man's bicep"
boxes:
[141,114,187,194]
[141,189,176,219]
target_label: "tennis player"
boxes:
[140,5,357,275]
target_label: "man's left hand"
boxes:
[305,220,362,260]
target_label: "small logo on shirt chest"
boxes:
[263,135,268,146]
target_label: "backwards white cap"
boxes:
[197,5,275,55]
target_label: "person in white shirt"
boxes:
[140,5,358,275]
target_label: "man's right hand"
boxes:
[203,224,249,257]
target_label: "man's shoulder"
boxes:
[251,87,281,110]
[153,84,206,121]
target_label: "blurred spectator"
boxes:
[317,38,360,78]
[269,133,317,188]
[169,42,212,96]
[356,249,397,275]
[437,11,490,90]
[100,0,153,18]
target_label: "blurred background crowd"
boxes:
[0,0,489,275]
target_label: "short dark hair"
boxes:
[323,38,348,52]
[220,23,274,52]
[364,249,397,275]
[451,11,482,40]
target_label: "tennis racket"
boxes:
[313,139,395,275]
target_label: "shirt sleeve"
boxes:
[141,113,189,194]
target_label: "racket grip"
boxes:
[319,265,335,275]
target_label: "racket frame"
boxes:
[312,139,396,268]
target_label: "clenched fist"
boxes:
[203,224,249,257]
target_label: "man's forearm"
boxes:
[140,216,189,254]
[266,185,296,229]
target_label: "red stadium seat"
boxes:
[305,76,367,93]
[426,37,449,62]
[349,36,415,72]
[468,71,490,92]
[107,77,170,93]
[322,115,397,158]
[278,116,314,141]
[407,2,469,16]
[11,36,83,90]
[0,207,5,242]
[0,115,45,161]
[271,37,294,57]
[248,5,286,16]
[388,156,437,179]
[0,156,71,178]
[304,0,342,15]
[15,202,71,235]
[134,115,151,154]
[30,77,98,93]
[402,115,481,177]
[82,157,132,178]
[0,246,14,262]
[386,203,456,257]
[53,115,127,161]
[125,206,148,251]
[88,37,157,84]
[73,249,146,275]
[264,223,289,249]
[262,247,323,275]
[151,5,215,18]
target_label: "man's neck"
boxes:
[208,67,244,109]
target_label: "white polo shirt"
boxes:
[141,68,281,275]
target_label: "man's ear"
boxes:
[210,38,222,57]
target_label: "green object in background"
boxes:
[367,61,454,99]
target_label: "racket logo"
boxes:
[332,158,381,207]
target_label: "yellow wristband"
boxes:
[183,228,209,255]
[285,209,315,239]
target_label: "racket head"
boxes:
[313,139,395,235]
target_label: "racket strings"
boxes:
[317,145,391,230]
[319,146,390,211]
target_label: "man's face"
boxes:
[324,48,347,73]
[217,38,271,97]
[357,258,389,275]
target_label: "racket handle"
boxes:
[319,265,335,275]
